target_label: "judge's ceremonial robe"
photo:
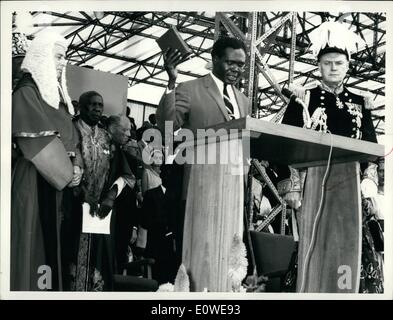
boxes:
[11,73,79,291]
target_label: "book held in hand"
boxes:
[156,26,192,56]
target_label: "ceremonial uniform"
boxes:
[279,82,383,293]
[282,83,377,143]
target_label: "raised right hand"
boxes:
[163,48,188,88]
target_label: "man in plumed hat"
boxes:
[278,20,378,211]
[281,20,376,143]
[276,20,383,293]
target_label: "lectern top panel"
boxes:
[208,117,384,167]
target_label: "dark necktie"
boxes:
[223,85,235,119]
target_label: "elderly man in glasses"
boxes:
[156,36,249,133]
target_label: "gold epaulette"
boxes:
[361,91,375,110]
[288,83,317,100]
[347,88,375,110]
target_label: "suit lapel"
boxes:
[204,75,230,121]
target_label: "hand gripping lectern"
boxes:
[180,117,384,292]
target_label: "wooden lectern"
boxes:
[181,117,384,292]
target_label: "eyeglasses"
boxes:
[225,60,246,70]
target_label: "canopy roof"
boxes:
[26,11,385,135]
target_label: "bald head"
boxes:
[107,115,131,145]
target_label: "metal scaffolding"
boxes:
[28,11,385,135]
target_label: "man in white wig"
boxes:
[11,31,83,291]
[276,20,382,293]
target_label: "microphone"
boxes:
[281,87,312,128]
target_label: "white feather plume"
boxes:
[309,20,365,59]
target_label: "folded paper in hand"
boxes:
[82,202,112,234]
[156,26,192,56]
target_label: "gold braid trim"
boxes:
[13,130,59,138]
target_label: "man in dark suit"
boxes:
[139,165,178,284]
[156,37,249,132]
